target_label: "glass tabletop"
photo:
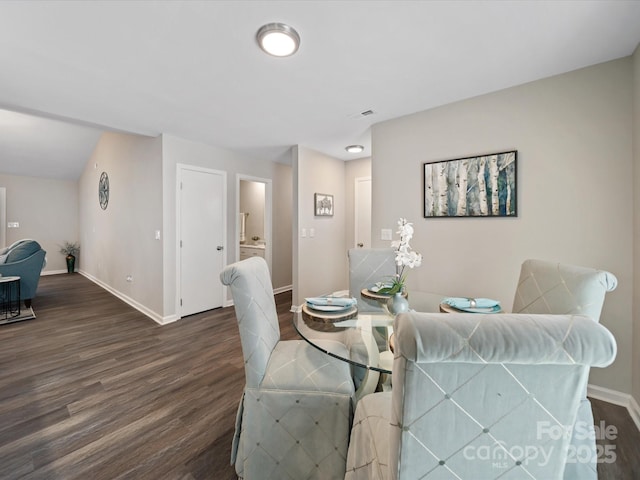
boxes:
[293,291,446,374]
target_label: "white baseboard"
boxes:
[224,285,293,309]
[587,384,630,407]
[274,284,292,295]
[41,269,68,276]
[78,270,176,325]
[628,395,640,433]
[587,384,640,432]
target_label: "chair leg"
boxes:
[24,299,31,308]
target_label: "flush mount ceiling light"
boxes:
[345,145,365,154]
[256,23,300,57]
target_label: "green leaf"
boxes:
[378,283,402,295]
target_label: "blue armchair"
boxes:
[0,240,46,307]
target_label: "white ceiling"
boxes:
[0,0,639,180]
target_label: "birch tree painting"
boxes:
[423,151,517,217]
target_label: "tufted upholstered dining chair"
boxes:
[220,257,355,480]
[347,248,397,398]
[344,311,617,480]
[511,259,617,479]
[348,247,397,313]
[512,259,617,321]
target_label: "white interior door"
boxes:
[179,166,226,317]
[355,176,372,248]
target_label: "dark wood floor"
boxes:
[0,274,638,479]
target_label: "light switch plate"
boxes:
[381,228,392,240]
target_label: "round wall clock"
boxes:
[99,171,109,210]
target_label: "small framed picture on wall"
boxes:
[314,193,334,216]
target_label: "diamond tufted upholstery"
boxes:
[345,312,617,480]
[348,248,396,313]
[348,248,396,399]
[511,259,617,479]
[512,259,617,321]
[220,257,355,479]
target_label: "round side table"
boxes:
[0,276,21,323]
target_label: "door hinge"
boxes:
[180,298,183,306]
[180,240,183,247]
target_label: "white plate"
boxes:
[307,304,353,312]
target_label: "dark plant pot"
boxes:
[66,254,76,273]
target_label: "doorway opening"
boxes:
[236,175,272,274]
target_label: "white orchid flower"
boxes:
[385,217,422,294]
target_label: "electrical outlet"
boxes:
[381,228,392,240]
[301,228,307,238]
[155,230,161,240]
[309,228,315,238]
[7,222,19,228]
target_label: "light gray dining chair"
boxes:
[348,247,397,313]
[511,259,617,479]
[347,247,396,398]
[345,311,617,480]
[220,257,355,480]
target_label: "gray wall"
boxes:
[161,135,293,315]
[372,58,634,395]
[632,45,640,406]
[272,161,293,292]
[1,131,295,320]
[78,132,165,319]
[293,146,348,305]
[0,173,78,273]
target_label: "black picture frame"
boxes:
[423,150,517,218]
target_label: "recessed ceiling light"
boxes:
[345,145,364,154]
[256,23,300,57]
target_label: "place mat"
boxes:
[301,303,358,332]
[305,296,357,313]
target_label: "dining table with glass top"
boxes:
[293,291,449,377]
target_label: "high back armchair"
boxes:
[512,259,617,320]
[345,311,617,480]
[512,259,617,479]
[348,248,396,313]
[220,257,355,480]
[347,247,396,398]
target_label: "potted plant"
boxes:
[59,241,80,273]
[377,218,422,314]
